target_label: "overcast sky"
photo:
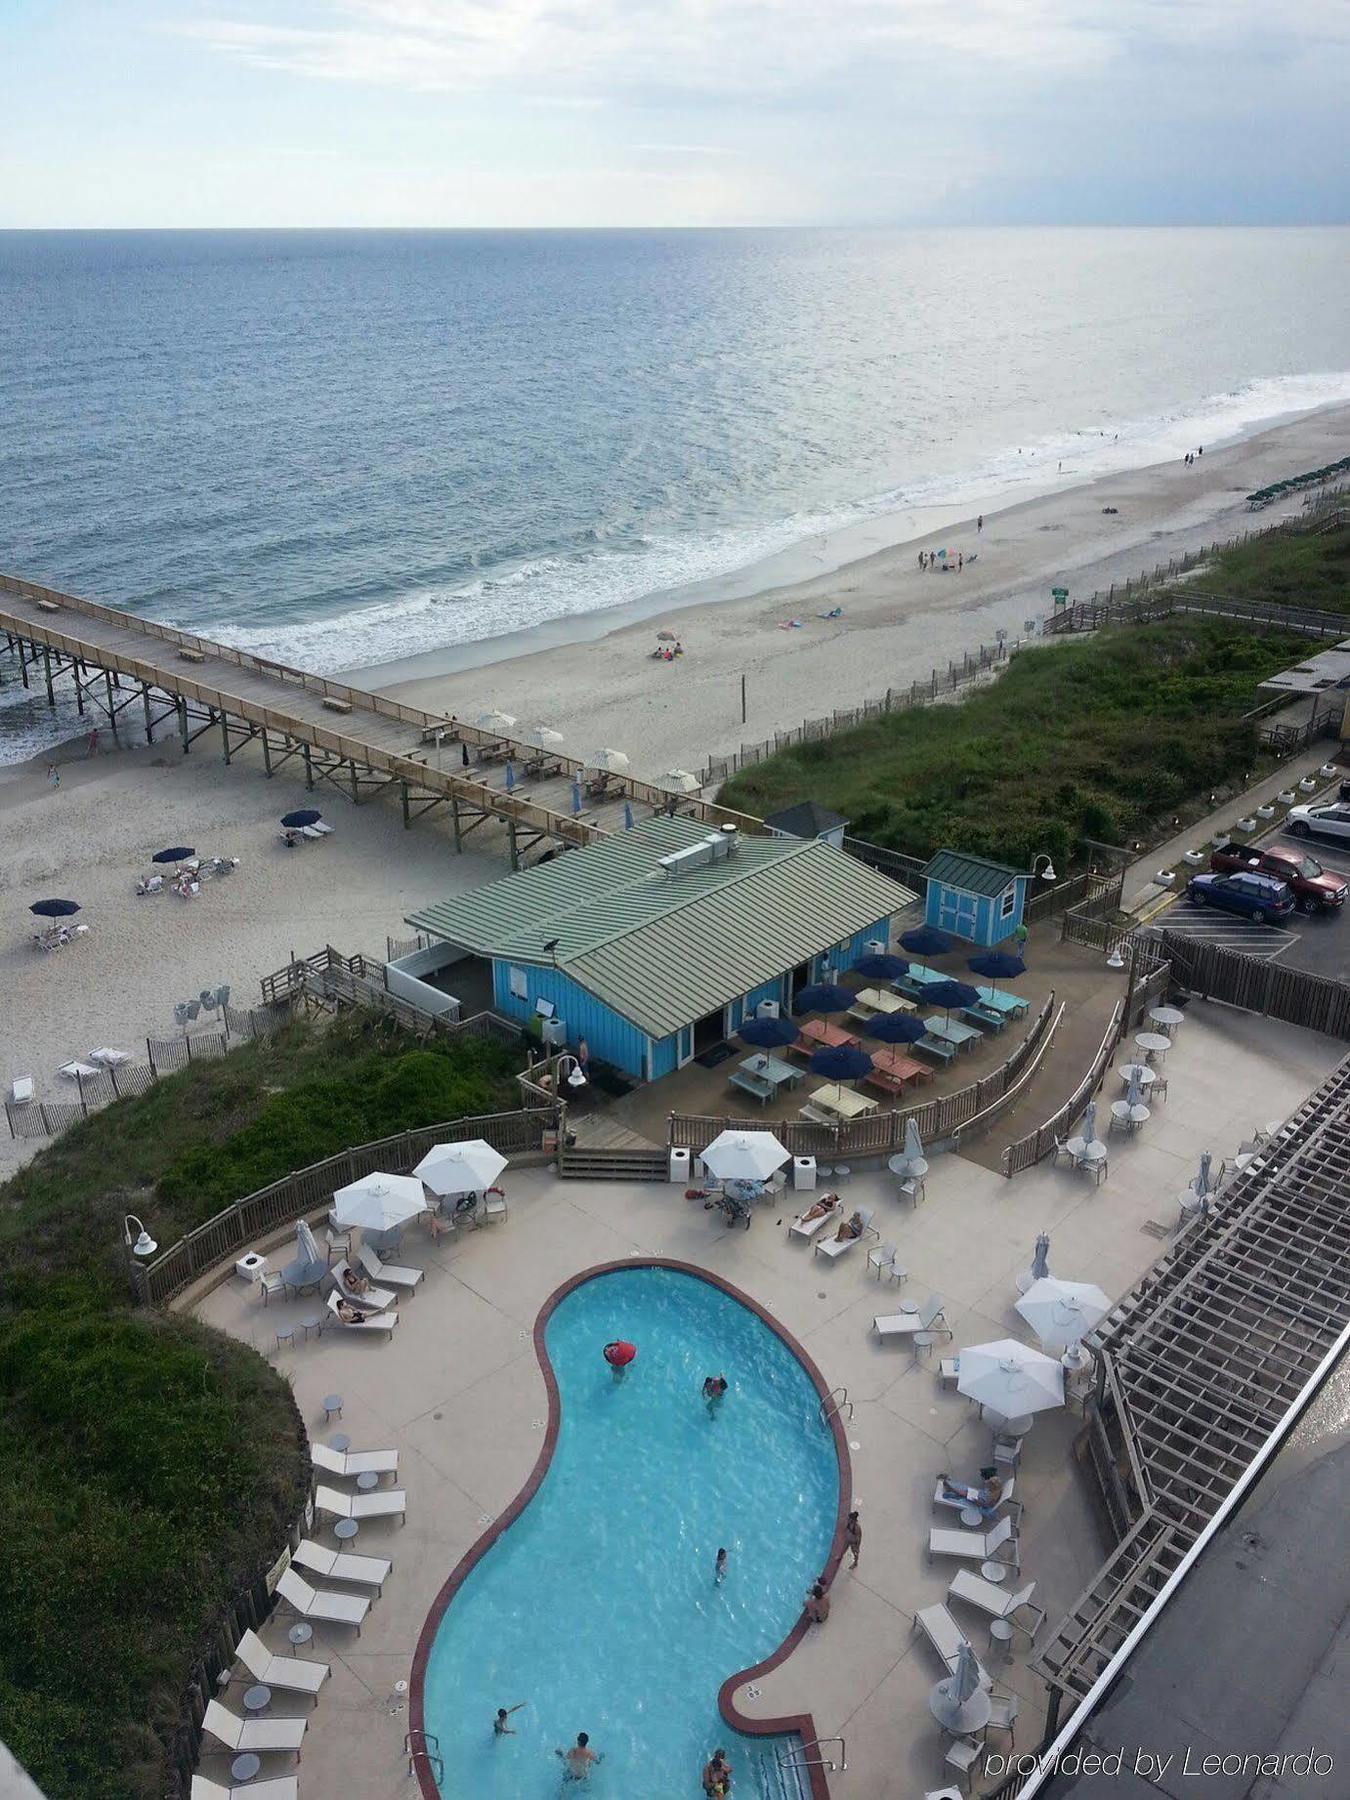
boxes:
[4,0,1348,227]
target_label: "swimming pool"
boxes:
[414,1262,846,1798]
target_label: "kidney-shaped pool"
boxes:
[413,1262,846,1798]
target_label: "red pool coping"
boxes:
[408,1256,853,1800]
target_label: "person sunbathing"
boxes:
[833,1210,865,1242]
[341,1267,371,1297]
[335,1298,366,1324]
[796,1193,840,1226]
[939,1468,1004,1515]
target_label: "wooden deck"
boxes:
[0,570,758,865]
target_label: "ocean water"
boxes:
[419,1266,840,1799]
[2,226,1349,728]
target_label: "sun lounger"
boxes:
[814,1205,876,1260]
[275,1565,370,1633]
[329,1260,397,1311]
[874,1293,950,1340]
[313,1483,407,1525]
[324,1291,399,1334]
[355,1243,423,1292]
[201,1698,306,1757]
[928,1512,1019,1570]
[9,1076,34,1105]
[192,1776,298,1800]
[89,1046,131,1066]
[947,1567,1045,1639]
[913,1603,991,1688]
[292,1538,392,1593]
[309,1442,399,1479]
[311,820,335,835]
[933,1475,1021,1523]
[58,1060,101,1081]
[789,1195,842,1239]
[234,1626,329,1700]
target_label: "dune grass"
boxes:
[720,618,1312,868]
[1191,517,1350,612]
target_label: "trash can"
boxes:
[668,1146,691,1184]
[793,1155,817,1192]
[235,1251,266,1283]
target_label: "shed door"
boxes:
[677,1025,694,1067]
[937,888,978,939]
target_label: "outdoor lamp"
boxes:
[1030,853,1057,883]
[124,1213,157,1258]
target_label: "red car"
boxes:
[1209,841,1347,915]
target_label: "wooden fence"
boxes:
[134,1106,560,1308]
[668,992,1056,1159]
[1156,930,1350,1040]
[260,944,520,1048]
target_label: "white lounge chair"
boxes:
[928,1512,1019,1570]
[933,1475,1021,1523]
[9,1076,34,1105]
[309,1442,399,1480]
[814,1204,876,1260]
[200,1698,306,1758]
[356,1243,423,1292]
[274,1565,370,1633]
[313,1482,407,1525]
[233,1626,328,1700]
[324,1292,398,1334]
[292,1538,392,1593]
[788,1195,842,1239]
[947,1568,1045,1640]
[330,1260,397,1311]
[311,820,335,835]
[192,1778,298,1800]
[912,1603,991,1688]
[874,1293,950,1341]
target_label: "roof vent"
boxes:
[658,839,717,876]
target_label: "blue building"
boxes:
[406,816,915,1083]
[921,849,1028,948]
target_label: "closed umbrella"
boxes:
[1080,1099,1099,1146]
[794,982,855,1015]
[1194,1150,1213,1199]
[282,1218,328,1289]
[956,1338,1065,1417]
[968,950,1025,979]
[623,800,635,830]
[809,1043,874,1081]
[589,748,630,774]
[29,898,81,917]
[853,952,908,980]
[504,759,516,792]
[739,1015,801,1049]
[868,1012,927,1044]
[280,809,322,829]
[1125,1069,1144,1111]
[331,1171,427,1233]
[572,776,583,816]
[930,1641,983,1731]
[1030,1232,1051,1282]
[477,710,516,734]
[1016,1278,1111,1362]
[904,1118,925,1164]
[701,1130,790,1183]
[900,925,952,957]
[296,1218,323,1270]
[415,1139,508,1197]
[152,845,196,863]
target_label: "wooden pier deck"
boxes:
[0,571,757,865]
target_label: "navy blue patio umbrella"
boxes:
[739,1015,801,1048]
[925,979,981,1022]
[280,809,322,829]
[867,1012,928,1044]
[853,952,908,980]
[968,951,1026,980]
[29,898,81,917]
[810,1043,875,1081]
[152,846,195,864]
[899,925,953,957]
[794,982,855,1015]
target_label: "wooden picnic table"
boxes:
[847,987,917,1019]
[974,986,1030,1018]
[804,1082,879,1122]
[923,1015,984,1052]
[862,1047,931,1095]
[790,1020,860,1057]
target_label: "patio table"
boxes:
[848,987,916,1018]
[1118,1063,1156,1090]
[975,985,1030,1017]
[807,1083,879,1122]
[929,1676,992,1735]
[1134,1031,1172,1062]
[738,1052,802,1090]
[888,1153,929,1182]
[1111,1100,1151,1131]
[923,1015,983,1051]
[791,1020,859,1056]
[1149,1005,1185,1034]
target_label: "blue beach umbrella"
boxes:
[1080,1099,1098,1146]
[853,952,908,980]
[925,979,981,1022]
[740,1015,801,1049]
[969,951,1026,980]
[1194,1150,1213,1199]
[152,845,196,864]
[868,1012,927,1044]
[900,925,952,957]
[794,982,855,1015]
[623,800,635,831]
[809,1043,874,1081]
[572,776,583,816]
[29,898,81,917]
[280,809,321,829]
[504,760,516,793]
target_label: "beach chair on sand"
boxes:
[309,1442,399,1480]
[233,1626,328,1701]
[324,1292,398,1335]
[274,1566,370,1633]
[193,1777,298,1800]
[201,1699,306,1758]
[313,1483,407,1526]
[814,1205,877,1260]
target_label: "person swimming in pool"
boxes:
[494,1702,526,1736]
[703,1747,733,1795]
[714,1546,728,1585]
[556,1732,602,1781]
[702,1373,729,1411]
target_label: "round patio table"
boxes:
[960,1505,982,1527]
[888,1153,929,1181]
[329,1433,351,1454]
[356,1470,380,1492]
[987,1412,1035,1437]
[1111,1101,1151,1130]
[1134,1031,1172,1062]
[929,1677,992,1734]
[334,1518,360,1545]
[288,1624,313,1654]
[1149,1005,1185,1035]
[981,1560,1008,1584]
[231,1754,261,1784]
[1118,1063,1156,1091]
[242,1684,271,1716]
[1080,1139,1109,1168]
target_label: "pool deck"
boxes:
[192,1001,1341,1799]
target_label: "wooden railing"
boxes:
[668,994,1056,1158]
[135,1106,561,1308]
[260,945,520,1047]
[1000,1001,1123,1176]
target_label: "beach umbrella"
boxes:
[701,1130,790,1183]
[899,925,952,957]
[152,845,196,863]
[1030,1232,1051,1283]
[740,1015,801,1049]
[956,1338,1065,1417]
[331,1171,427,1233]
[477,710,516,734]
[29,898,81,917]
[1016,1278,1111,1355]
[527,724,565,750]
[1125,1069,1144,1111]
[1193,1150,1213,1200]
[794,982,855,1015]
[461,742,471,767]
[904,1118,925,1164]
[415,1139,508,1197]
[809,1043,874,1081]
[662,769,701,794]
[280,809,322,829]
[929,1643,986,1732]
[572,776,583,816]
[589,748,630,774]
[853,951,908,980]
[1080,1099,1098,1146]
[504,759,516,793]
[968,950,1025,980]
[296,1218,323,1269]
[656,630,677,643]
[868,1012,927,1044]
[925,979,981,1024]
[623,800,635,831]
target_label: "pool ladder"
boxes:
[405,1728,443,1783]
[819,1385,853,1426]
[779,1735,848,1776]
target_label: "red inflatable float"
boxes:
[603,1340,637,1368]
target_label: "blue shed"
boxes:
[921,849,1028,948]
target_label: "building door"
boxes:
[937,889,978,941]
[677,1025,694,1066]
[789,960,812,1006]
[693,1007,726,1056]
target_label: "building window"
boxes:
[507,965,528,1000]
[1000,885,1018,919]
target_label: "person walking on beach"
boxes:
[843,1510,863,1569]
[977,514,983,533]
[494,1703,527,1736]
[958,553,963,572]
[46,763,60,790]
[715,1546,729,1585]
[556,1733,602,1781]
[918,550,926,570]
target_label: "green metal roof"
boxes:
[407,817,916,1038]
[922,848,1022,898]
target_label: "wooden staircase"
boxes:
[557,1113,668,1181]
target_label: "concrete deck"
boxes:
[192,1003,1342,1800]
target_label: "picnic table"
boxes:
[923,1015,983,1052]
[962,1003,1008,1033]
[790,1020,860,1057]
[729,1053,803,1105]
[804,1083,879,1122]
[976,986,1030,1018]
[863,1046,931,1095]
[847,987,916,1020]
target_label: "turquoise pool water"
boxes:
[419,1266,841,1797]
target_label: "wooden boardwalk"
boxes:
[0,571,757,865]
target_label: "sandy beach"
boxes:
[366,402,1350,779]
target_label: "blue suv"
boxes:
[1185,870,1295,925]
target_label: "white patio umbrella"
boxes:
[296,1218,323,1269]
[662,769,702,794]
[526,724,565,750]
[701,1129,790,1184]
[331,1171,428,1233]
[1080,1099,1098,1145]
[476,710,516,734]
[903,1118,924,1163]
[1016,1278,1111,1364]
[1124,1069,1144,1111]
[956,1338,1065,1418]
[930,1642,985,1731]
[588,748,630,774]
[415,1139,508,1197]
